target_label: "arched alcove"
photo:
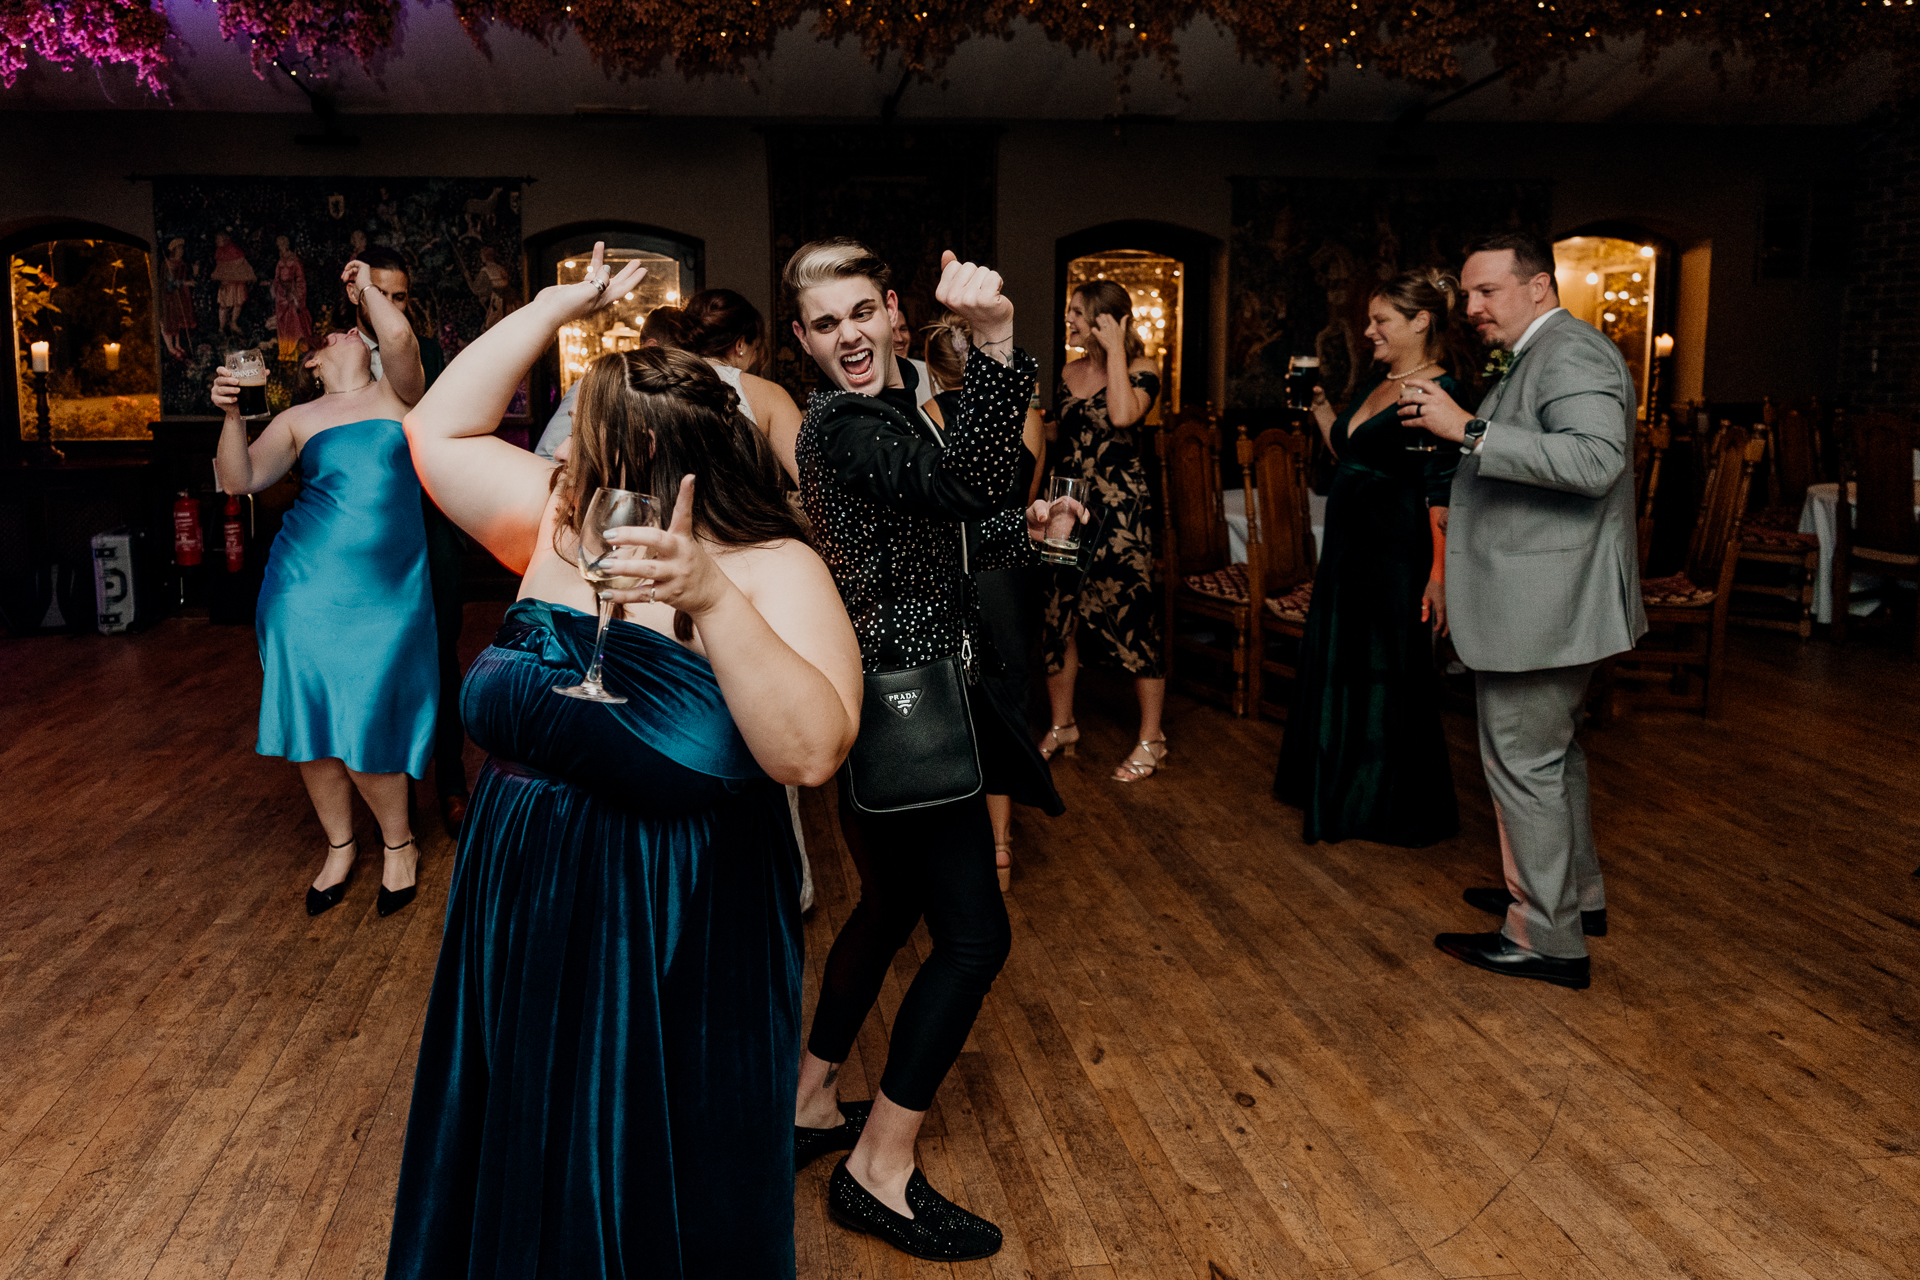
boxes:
[523,221,706,430]
[1552,219,1684,421]
[3,220,159,458]
[1054,221,1221,419]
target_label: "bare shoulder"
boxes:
[1128,357,1160,378]
[741,370,800,409]
[715,537,826,587]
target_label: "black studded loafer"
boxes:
[1435,930,1591,990]
[795,1099,873,1172]
[827,1157,1003,1262]
[1461,887,1607,937]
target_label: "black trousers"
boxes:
[806,778,1011,1113]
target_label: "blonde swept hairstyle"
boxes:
[781,238,892,314]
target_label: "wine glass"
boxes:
[553,487,658,704]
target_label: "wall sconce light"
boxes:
[1654,333,1675,358]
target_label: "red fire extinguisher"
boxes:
[222,495,245,573]
[172,490,204,567]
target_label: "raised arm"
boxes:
[211,369,298,495]
[1093,319,1156,428]
[347,260,424,406]
[603,476,861,786]
[404,242,647,574]
[1477,341,1633,499]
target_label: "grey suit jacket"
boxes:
[1445,309,1647,673]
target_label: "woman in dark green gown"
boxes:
[1274,268,1469,847]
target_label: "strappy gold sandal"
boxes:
[1037,722,1080,760]
[1112,738,1169,783]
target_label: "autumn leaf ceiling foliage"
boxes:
[1,0,1915,101]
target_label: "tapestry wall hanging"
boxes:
[765,126,996,400]
[150,177,525,417]
[1225,178,1552,418]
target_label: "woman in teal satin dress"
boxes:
[386,244,862,1279]
[212,259,436,917]
[1273,268,1468,848]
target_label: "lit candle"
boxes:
[104,342,121,371]
[30,341,48,373]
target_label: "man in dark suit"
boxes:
[1398,231,1646,990]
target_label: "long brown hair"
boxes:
[1372,267,1477,391]
[1072,279,1145,362]
[551,346,803,558]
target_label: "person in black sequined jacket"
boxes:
[785,239,1062,1264]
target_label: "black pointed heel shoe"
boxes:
[795,1099,873,1172]
[826,1157,1003,1262]
[306,838,355,916]
[376,837,418,918]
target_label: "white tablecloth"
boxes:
[1222,487,1326,566]
[1800,478,1920,624]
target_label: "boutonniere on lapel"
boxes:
[1483,348,1519,381]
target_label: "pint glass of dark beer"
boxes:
[1286,355,1320,411]
[228,349,270,420]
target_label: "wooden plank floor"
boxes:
[3,605,1918,1279]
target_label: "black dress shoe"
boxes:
[306,877,350,917]
[1462,887,1607,937]
[307,837,355,916]
[795,1099,872,1172]
[1435,931,1591,990]
[377,838,419,918]
[376,884,417,918]
[827,1158,1003,1262]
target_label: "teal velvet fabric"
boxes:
[386,601,802,1279]
[1273,376,1461,848]
[256,418,438,776]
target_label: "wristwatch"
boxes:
[1460,417,1489,455]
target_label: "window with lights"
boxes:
[10,238,160,441]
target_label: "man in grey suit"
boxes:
[1397,231,1646,990]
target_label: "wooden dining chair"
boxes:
[1157,406,1253,713]
[1242,428,1317,722]
[1831,412,1920,657]
[1614,425,1765,718]
[1634,412,1671,573]
[1730,407,1821,639]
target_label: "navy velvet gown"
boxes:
[386,600,803,1279]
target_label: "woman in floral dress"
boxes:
[1038,280,1168,782]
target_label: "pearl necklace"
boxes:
[1385,360,1439,383]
